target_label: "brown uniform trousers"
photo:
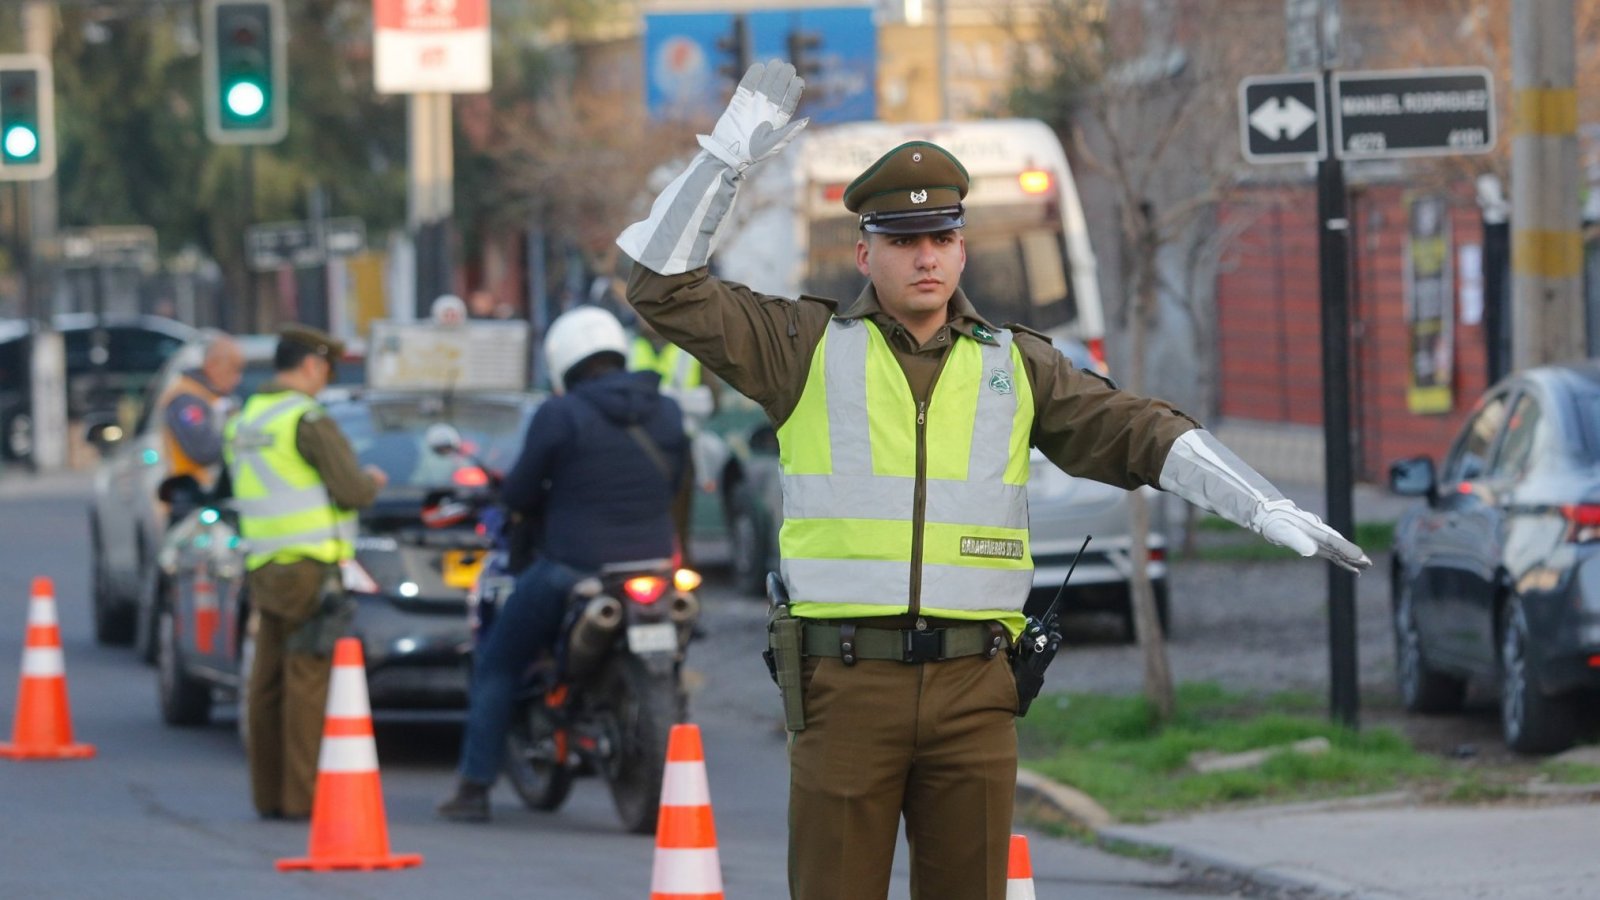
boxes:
[245,559,335,818]
[789,650,1019,900]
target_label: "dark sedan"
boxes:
[1389,364,1600,753]
[155,389,538,726]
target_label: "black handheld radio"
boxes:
[1011,535,1091,716]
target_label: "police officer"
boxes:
[225,325,387,820]
[616,62,1370,900]
[157,333,244,501]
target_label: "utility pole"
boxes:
[408,92,453,317]
[1511,1,1582,368]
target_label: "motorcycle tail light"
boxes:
[453,467,488,487]
[1561,504,1600,543]
[673,568,702,593]
[340,558,381,594]
[623,576,667,605]
[1147,547,1165,562]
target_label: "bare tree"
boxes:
[1010,0,1279,719]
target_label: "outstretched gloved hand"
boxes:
[1251,499,1371,573]
[617,61,809,275]
[698,61,809,174]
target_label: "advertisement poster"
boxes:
[1405,194,1454,414]
[373,0,491,94]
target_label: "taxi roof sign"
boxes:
[367,319,529,391]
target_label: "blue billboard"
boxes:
[644,7,876,125]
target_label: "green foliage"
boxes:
[1019,683,1444,821]
[1540,761,1600,784]
[1006,0,1107,136]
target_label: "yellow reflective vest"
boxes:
[224,391,356,571]
[776,318,1035,636]
[630,336,702,391]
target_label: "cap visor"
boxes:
[862,209,966,235]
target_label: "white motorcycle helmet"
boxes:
[544,306,629,393]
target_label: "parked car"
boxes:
[1389,364,1600,753]
[0,314,196,463]
[87,331,363,654]
[155,388,541,726]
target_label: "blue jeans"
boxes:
[457,558,583,785]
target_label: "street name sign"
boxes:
[57,225,158,271]
[246,217,366,271]
[1332,67,1494,160]
[1239,74,1325,163]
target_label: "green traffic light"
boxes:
[224,80,266,119]
[2,124,37,160]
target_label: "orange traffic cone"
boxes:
[1006,834,1036,900]
[0,577,94,760]
[193,574,219,655]
[650,724,723,899]
[277,638,422,872]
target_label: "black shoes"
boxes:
[436,779,491,822]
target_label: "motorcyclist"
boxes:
[437,305,690,822]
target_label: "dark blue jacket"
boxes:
[502,370,687,572]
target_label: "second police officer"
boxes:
[616,62,1370,900]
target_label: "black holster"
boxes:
[1009,619,1062,717]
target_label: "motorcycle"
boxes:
[425,424,702,834]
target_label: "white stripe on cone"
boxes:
[650,847,724,894]
[317,735,380,773]
[28,597,57,627]
[660,760,712,807]
[1006,877,1037,900]
[325,664,371,718]
[22,646,64,677]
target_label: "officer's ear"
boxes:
[855,232,871,277]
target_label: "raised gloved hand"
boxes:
[617,61,809,275]
[1251,499,1371,573]
[698,61,808,173]
[1157,430,1371,573]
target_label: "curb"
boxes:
[1013,768,1112,832]
[1097,825,1409,900]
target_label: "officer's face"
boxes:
[856,230,966,321]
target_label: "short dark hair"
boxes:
[564,351,626,389]
[274,339,319,372]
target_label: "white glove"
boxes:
[1251,499,1370,573]
[1158,430,1371,573]
[617,61,809,275]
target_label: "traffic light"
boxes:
[0,55,55,180]
[716,15,752,90]
[201,0,287,145]
[786,29,823,82]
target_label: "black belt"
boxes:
[801,620,1008,665]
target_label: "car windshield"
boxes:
[329,397,531,488]
[1572,391,1600,462]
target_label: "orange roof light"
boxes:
[1019,170,1052,195]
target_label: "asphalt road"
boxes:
[0,472,1258,899]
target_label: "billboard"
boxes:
[645,7,875,124]
[373,0,491,94]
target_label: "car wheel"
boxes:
[1500,596,1579,754]
[90,512,135,646]
[157,606,213,727]
[1118,579,1171,643]
[4,410,33,463]
[1393,574,1466,713]
[727,483,768,597]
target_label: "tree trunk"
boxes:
[1127,204,1176,721]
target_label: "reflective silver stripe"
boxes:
[671,348,693,391]
[781,557,910,609]
[231,483,332,519]
[970,332,1018,482]
[919,563,1032,612]
[784,474,1027,530]
[245,526,346,555]
[822,320,874,475]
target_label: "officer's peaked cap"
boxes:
[843,140,969,235]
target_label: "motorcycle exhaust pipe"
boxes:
[566,595,624,678]
[668,591,699,624]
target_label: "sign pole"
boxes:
[1317,65,1359,730]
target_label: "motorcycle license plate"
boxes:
[627,622,677,654]
[442,550,486,590]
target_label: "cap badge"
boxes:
[910,189,928,204]
[987,368,1014,395]
[972,324,993,340]
[912,152,923,162]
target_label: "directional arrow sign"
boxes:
[1239,73,1325,163]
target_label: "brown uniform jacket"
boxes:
[253,378,380,512]
[626,267,1200,492]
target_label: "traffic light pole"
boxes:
[1317,66,1359,731]
[241,145,256,331]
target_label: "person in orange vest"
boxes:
[156,334,244,508]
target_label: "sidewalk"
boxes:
[1100,792,1600,900]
